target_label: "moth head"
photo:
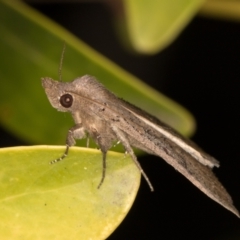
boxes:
[41,77,74,112]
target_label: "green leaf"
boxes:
[0,146,140,239]
[122,0,205,53]
[200,0,240,21]
[0,0,195,146]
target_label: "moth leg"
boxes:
[50,123,85,164]
[97,150,107,189]
[86,132,90,148]
[90,128,111,189]
[111,125,154,191]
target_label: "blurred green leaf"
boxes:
[0,146,140,239]
[0,0,195,146]
[122,0,205,54]
[200,0,240,21]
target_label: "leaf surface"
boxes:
[0,146,140,240]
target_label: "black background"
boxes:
[4,2,240,239]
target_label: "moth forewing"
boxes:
[119,102,220,168]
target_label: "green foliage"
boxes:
[123,0,205,53]
[0,146,140,239]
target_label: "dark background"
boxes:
[4,2,240,239]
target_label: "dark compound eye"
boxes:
[60,94,73,108]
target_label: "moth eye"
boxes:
[60,94,73,108]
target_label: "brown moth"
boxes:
[42,75,239,217]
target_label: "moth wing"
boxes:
[109,99,239,217]
[120,99,219,168]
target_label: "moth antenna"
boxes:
[58,42,66,82]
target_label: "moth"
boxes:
[42,75,239,217]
